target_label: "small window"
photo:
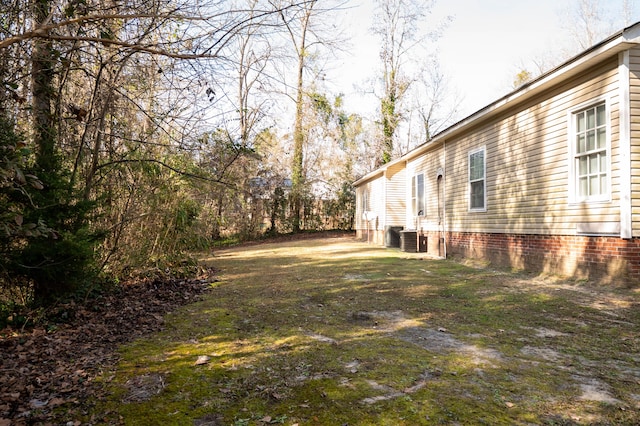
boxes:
[411,173,425,216]
[571,102,609,201]
[361,188,369,213]
[469,147,486,211]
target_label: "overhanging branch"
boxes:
[94,158,236,189]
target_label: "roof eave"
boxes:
[353,22,640,188]
[353,169,385,187]
[432,25,640,143]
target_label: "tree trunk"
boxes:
[381,91,396,165]
[30,0,58,303]
[32,0,57,175]
[291,49,305,232]
[289,3,314,233]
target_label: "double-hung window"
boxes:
[469,147,486,211]
[411,173,425,217]
[572,102,609,201]
[361,188,369,213]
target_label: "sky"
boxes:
[333,0,640,120]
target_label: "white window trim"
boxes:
[468,146,487,212]
[362,189,367,211]
[411,172,426,217]
[567,96,612,205]
[360,188,369,215]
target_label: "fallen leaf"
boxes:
[194,355,210,365]
[30,399,48,408]
[49,397,65,407]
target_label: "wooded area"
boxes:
[0,0,385,312]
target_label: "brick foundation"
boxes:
[356,228,640,285]
[440,231,640,285]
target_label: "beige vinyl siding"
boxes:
[385,163,406,226]
[629,46,640,236]
[355,174,384,232]
[406,147,445,231]
[445,56,622,235]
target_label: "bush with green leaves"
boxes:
[0,115,103,306]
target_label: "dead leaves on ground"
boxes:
[0,269,216,425]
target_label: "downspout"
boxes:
[443,139,448,259]
[383,169,387,245]
[619,50,632,239]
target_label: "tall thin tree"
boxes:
[278,0,316,232]
[371,0,438,165]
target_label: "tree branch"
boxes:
[94,158,236,188]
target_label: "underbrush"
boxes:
[0,254,206,334]
[0,263,217,424]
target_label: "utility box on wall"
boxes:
[399,230,427,253]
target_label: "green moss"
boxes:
[87,238,640,425]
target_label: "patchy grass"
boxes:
[91,237,640,425]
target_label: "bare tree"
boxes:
[623,0,635,25]
[0,0,316,301]
[370,0,447,165]
[565,0,608,50]
[512,0,640,92]
[275,0,314,232]
[413,60,461,148]
[272,0,345,232]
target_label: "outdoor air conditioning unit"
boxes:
[399,230,427,253]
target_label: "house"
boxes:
[354,22,640,284]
